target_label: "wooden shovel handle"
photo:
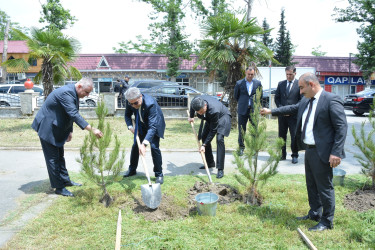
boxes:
[132,119,152,186]
[187,110,213,183]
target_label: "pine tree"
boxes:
[77,101,125,207]
[259,18,274,66]
[233,88,284,205]
[274,9,294,66]
[352,98,375,189]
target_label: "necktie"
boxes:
[286,82,291,96]
[301,98,315,141]
[134,110,139,144]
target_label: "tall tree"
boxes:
[3,28,81,97]
[39,0,77,30]
[311,45,327,57]
[0,9,29,40]
[333,0,375,81]
[197,12,273,126]
[258,18,274,66]
[274,8,294,66]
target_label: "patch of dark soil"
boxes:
[118,181,242,221]
[344,187,375,212]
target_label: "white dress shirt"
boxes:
[302,89,323,145]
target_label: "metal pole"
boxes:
[348,53,352,93]
[268,60,272,119]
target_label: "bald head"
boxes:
[298,72,322,98]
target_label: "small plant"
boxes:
[352,97,375,189]
[233,88,284,205]
[77,101,125,207]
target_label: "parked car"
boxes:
[261,88,276,108]
[0,84,44,106]
[142,85,227,107]
[130,80,180,91]
[344,89,375,116]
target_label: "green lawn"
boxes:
[4,174,374,249]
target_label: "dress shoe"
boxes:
[296,215,320,222]
[65,181,82,187]
[123,169,137,177]
[199,164,215,169]
[216,170,224,179]
[155,176,164,184]
[55,188,74,197]
[308,222,333,231]
[292,157,298,164]
[239,148,244,156]
[280,156,287,161]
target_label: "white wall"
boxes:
[255,67,316,90]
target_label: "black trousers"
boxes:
[278,115,298,158]
[129,131,163,177]
[201,124,226,170]
[40,138,71,189]
[305,147,335,226]
[237,108,253,149]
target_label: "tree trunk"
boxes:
[42,60,54,98]
[226,61,243,128]
[1,20,10,84]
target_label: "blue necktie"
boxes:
[134,110,139,144]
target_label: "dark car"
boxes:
[142,85,227,107]
[261,88,276,108]
[344,89,375,116]
[130,80,179,91]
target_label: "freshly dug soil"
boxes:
[119,181,242,221]
[343,187,375,212]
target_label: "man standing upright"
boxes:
[123,87,166,184]
[234,66,263,156]
[32,78,104,197]
[261,72,347,231]
[274,66,302,163]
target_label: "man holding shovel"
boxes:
[123,87,166,184]
[188,96,231,179]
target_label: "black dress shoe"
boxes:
[199,164,215,169]
[123,169,137,177]
[239,148,244,156]
[55,188,74,197]
[216,170,224,179]
[155,176,164,184]
[292,157,298,164]
[65,181,82,187]
[308,222,333,231]
[296,215,320,222]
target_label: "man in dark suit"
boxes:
[261,72,347,231]
[32,78,104,197]
[274,66,302,164]
[188,96,231,178]
[123,87,166,184]
[234,66,263,155]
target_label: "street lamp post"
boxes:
[348,53,352,93]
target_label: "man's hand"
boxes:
[200,145,205,153]
[139,143,146,156]
[260,108,271,116]
[329,155,341,168]
[92,128,103,138]
[129,127,135,134]
[66,132,73,142]
[188,117,194,123]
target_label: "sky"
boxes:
[0,0,360,57]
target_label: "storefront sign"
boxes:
[98,78,112,82]
[324,76,374,85]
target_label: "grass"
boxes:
[0,118,283,150]
[3,174,374,249]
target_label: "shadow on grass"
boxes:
[19,179,52,194]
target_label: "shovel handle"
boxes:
[187,110,213,183]
[132,119,152,186]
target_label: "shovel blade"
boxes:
[141,183,162,209]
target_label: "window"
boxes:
[350,85,356,94]
[176,78,189,86]
[10,86,26,93]
[8,56,15,60]
[31,59,37,66]
[0,86,10,93]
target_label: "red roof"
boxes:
[0,41,29,53]
[70,53,204,71]
[293,56,361,73]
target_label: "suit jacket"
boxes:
[31,84,89,147]
[125,93,165,142]
[272,91,347,163]
[234,78,263,115]
[189,95,231,145]
[275,79,301,108]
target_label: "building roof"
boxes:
[0,40,29,53]
[293,56,361,73]
[70,53,204,71]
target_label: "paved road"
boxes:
[0,110,371,247]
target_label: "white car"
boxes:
[0,84,44,107]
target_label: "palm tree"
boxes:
[3,27,81,97]
[197,12,273,126]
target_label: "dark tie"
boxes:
[286,82,291,96]
[134,110,139,144]
[301,98,315,141]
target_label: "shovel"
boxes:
[187,110,213,183]
[132,120,162,209]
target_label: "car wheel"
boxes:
[86,99,96,107]
[0,101,10,107]
[353,110,364,116]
